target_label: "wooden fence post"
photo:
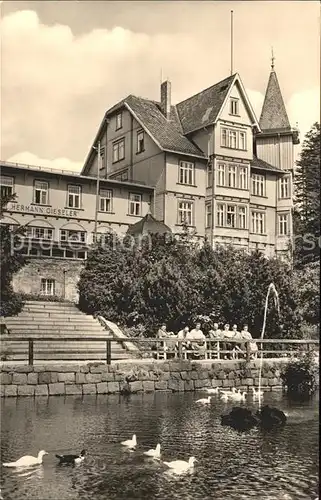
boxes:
[28,340,34,366]
[246,341,251,363]
[106,339,111,365]
[178,340,182,360]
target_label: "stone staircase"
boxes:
[0,301,131,363]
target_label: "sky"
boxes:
[0,0,320,172]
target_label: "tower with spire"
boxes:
[254,54,300,259]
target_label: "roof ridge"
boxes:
[176,74,236,107]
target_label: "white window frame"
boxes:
[179,161,194,185]
[227,165,237,188]
[129,193,141,216]
[217,163,225,186]
[26,226,53,240]
[238,206,247,229]
[217,203,225,227]
[34,181,49,205]
[278,213,289,236]
[226,204,236,228]
[40,278,55,296]
[67,185,81,209]
[230,98,239,116]
[220,128,247,150]
[137,130,145,153]
[251,173,265,197]
[251,211,265,234]
[116,112,122,130]
[0,176,14,197]
[238,166,248,189]
[112,138,125,163]
[205,203,212,228]
[60,229,86,243]
[99,188,113,212]
[178,200,193,226]
[279,175,291,199]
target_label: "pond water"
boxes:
[0,391,319,500]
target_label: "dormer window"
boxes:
[116,112,122,130]
[230,98,239,116]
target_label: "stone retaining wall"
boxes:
[0,359,287,397]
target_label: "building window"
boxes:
[40,278,55,296]
[226,205,236,228]
[60,229,86,243]
[279,176,291,199]
[116,112,122,130]
[179,161,194,185]
[251,211,265,234]
[178,200,193,226]
[217,163,225,186]
[205,204,212,228]
[99,147,105,169]
[239,132,246,151]
[238,206,247,229]
[238,166,248,189]
[217,203,225,227]
[34,181,48,205]
[207,163,213,188]
[99,188,113,212]
[251,173,265,197]
[129,193,141,216]
[137,130,145,153]
[221,128,247,150]
[227,165,237,188]
[112,138,125,163]
[278,213,289,235]
[230,98,239,116]
[0,176,14,197]
[26,226,53,240]
[67,185,81,208]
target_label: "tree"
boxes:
[0,192,27,317]
[293,122,320,267]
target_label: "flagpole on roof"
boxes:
[230,10,234,75]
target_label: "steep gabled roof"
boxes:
[126,212,171,235]
[176,75,236,134]
[259,69,291,132]
[124,96,205,158]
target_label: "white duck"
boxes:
[220,387,237,396]
[206,387,219,394]
[143,443,161,459]
[195,396,211,404]
[230,391,247,402]
[121,434,137,449]
[163,456,197,473]
[3,450,48,467]
[252,387,264,399]
[220,392,229,402]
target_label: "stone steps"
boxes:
[1,300,131,361]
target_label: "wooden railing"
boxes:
[0,336,319,365]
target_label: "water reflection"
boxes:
[0,391,318,500]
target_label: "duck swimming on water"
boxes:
[3,450,48,467]
[55,450,86,464]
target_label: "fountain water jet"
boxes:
[258,282,280,410]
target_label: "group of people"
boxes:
[155,322,258,360]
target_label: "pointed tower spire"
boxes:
[259,56,291,132]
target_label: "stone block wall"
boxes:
[0,360,286,397]
[12,258,84,302]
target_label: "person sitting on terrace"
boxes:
[156,324,176,358]
[175,326,189,356]
[208,323,222,359]
[222,323,234,359]
[185,323,206,359]
[240,325,258,359]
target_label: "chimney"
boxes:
[160,80,171,120]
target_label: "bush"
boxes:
[281,351,318,399]
[19,293,72,303]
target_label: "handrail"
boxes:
[0,336,318,366]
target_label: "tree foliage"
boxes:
[293,122,320,267]
[78,232,303,338]
[0,192,27,317]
